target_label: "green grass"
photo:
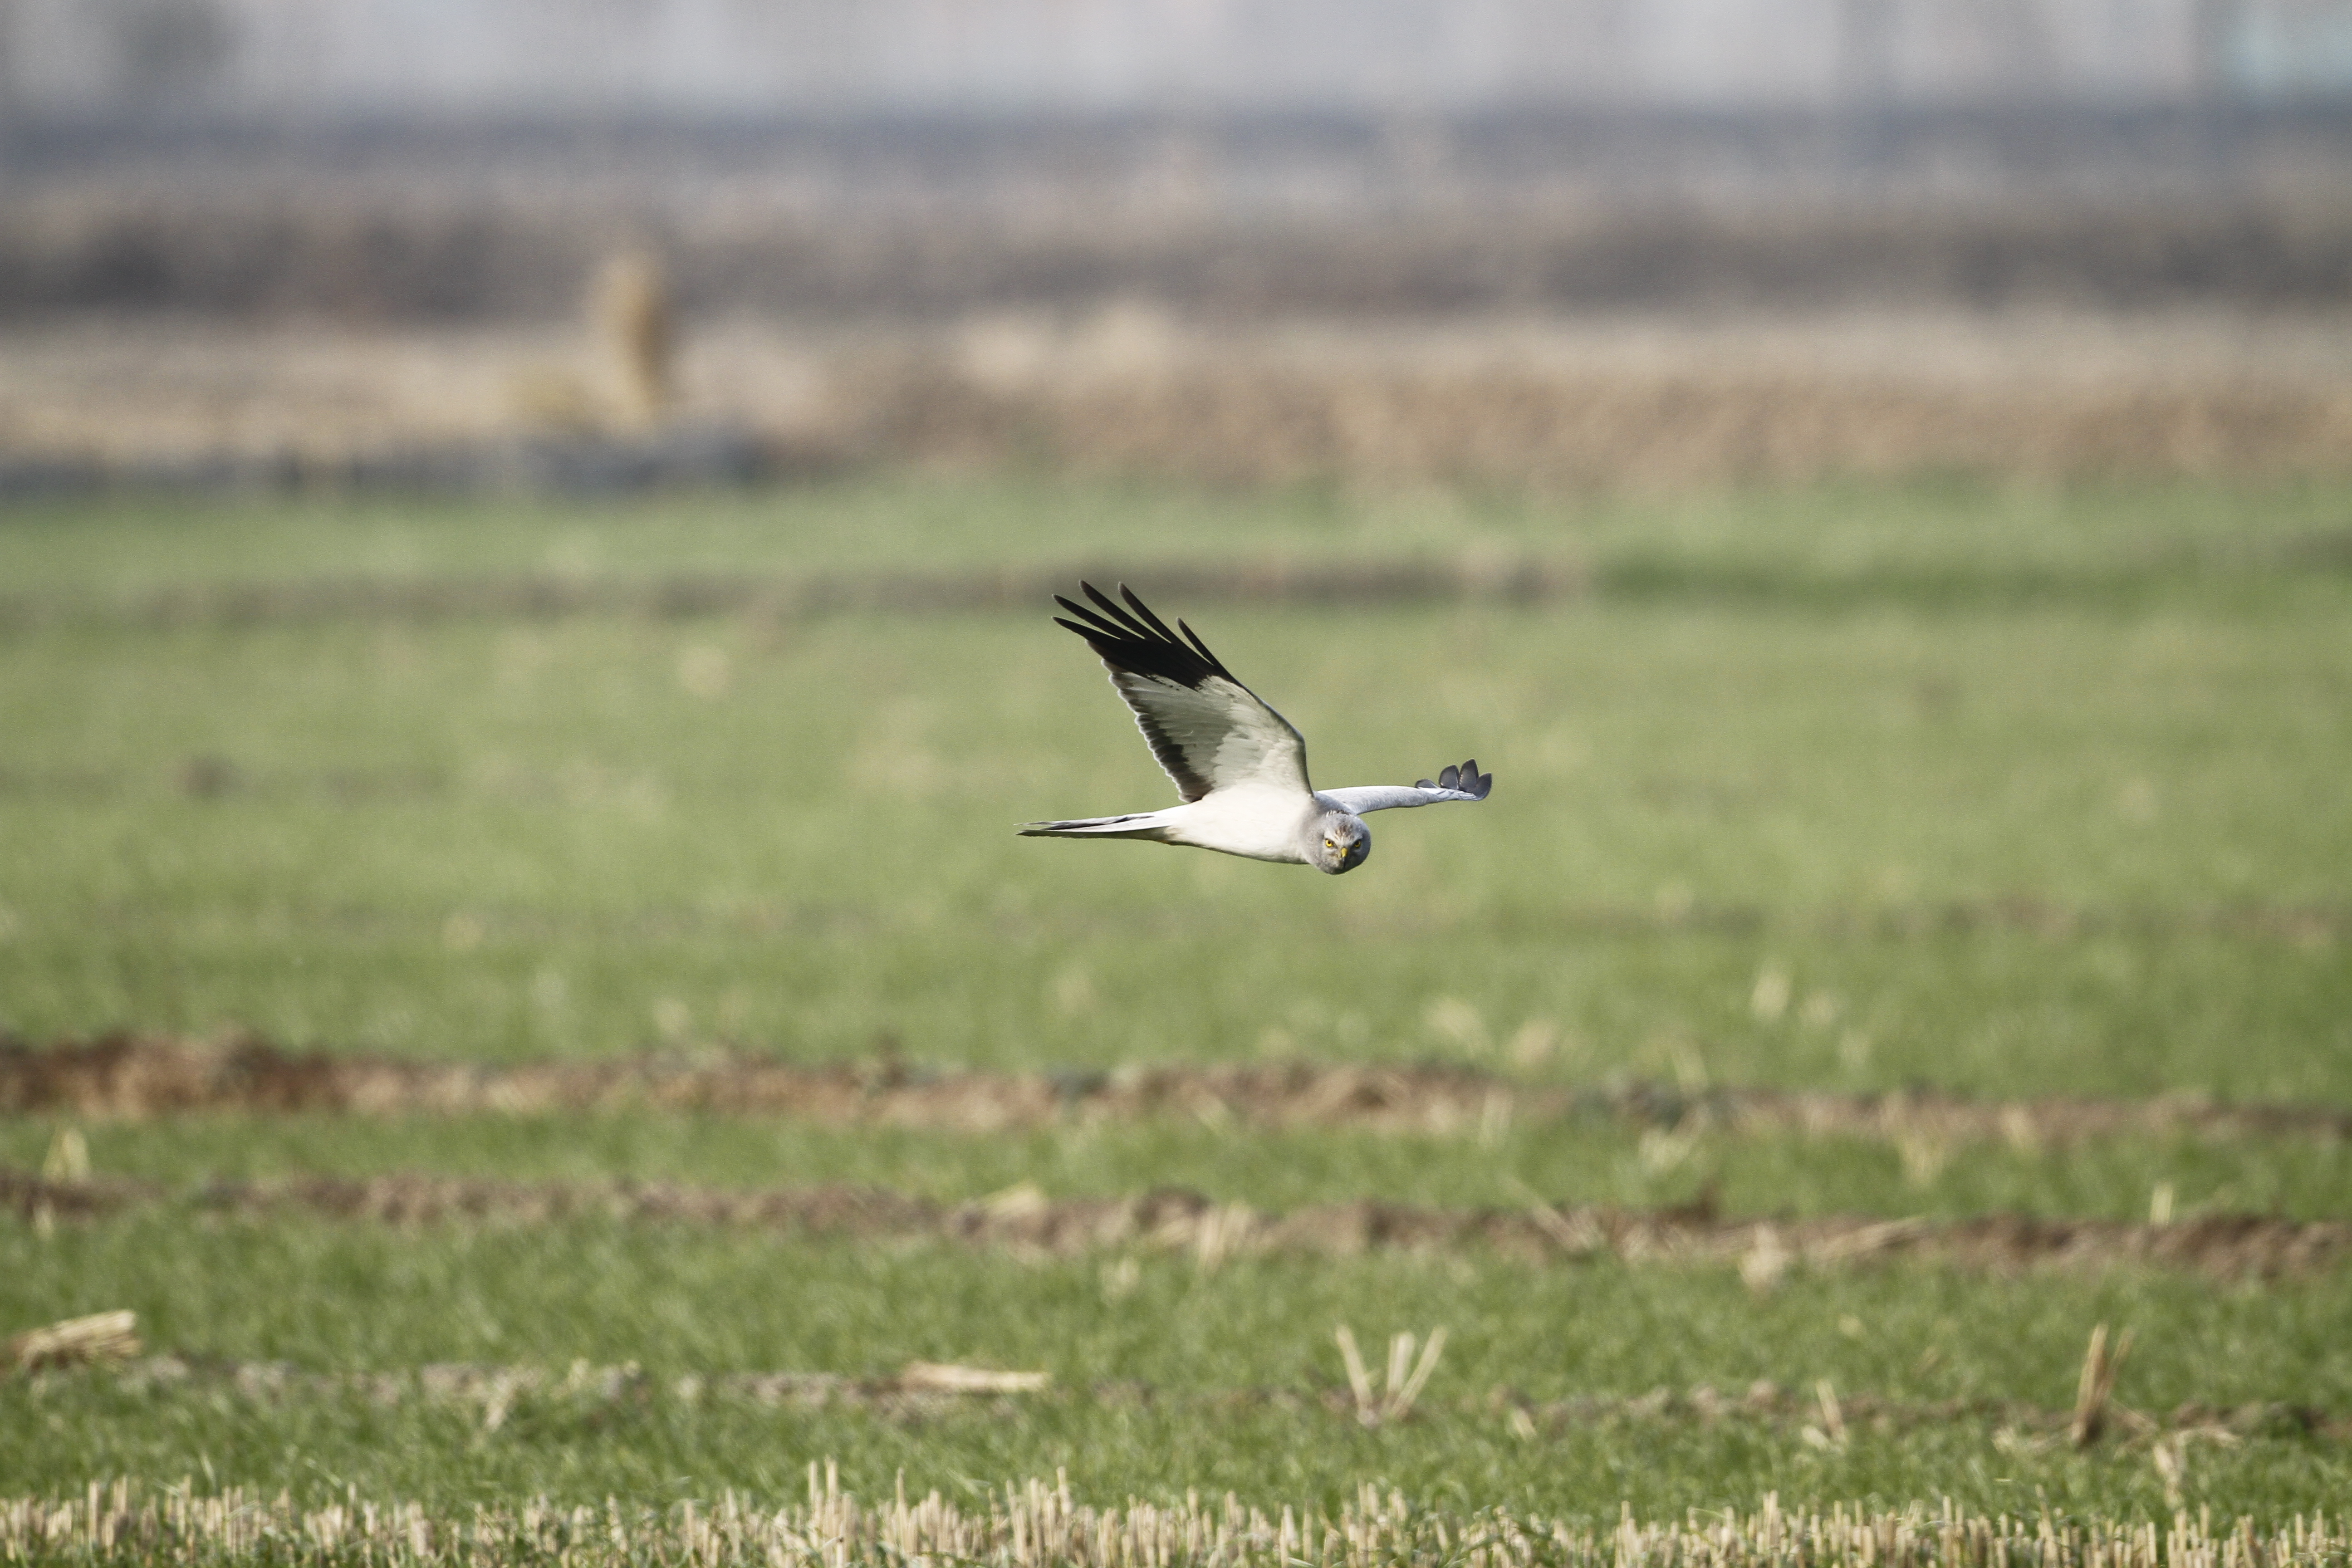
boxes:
[5,1218,2352,1514]
[20,1374,2349,1524]
[1,472,2348,1520]
[5,1114,2351,1224]
[1,601,2345,1091]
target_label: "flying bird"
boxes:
[1021,582,1491,874]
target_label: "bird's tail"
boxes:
[1018,810,1176,841]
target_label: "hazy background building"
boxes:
[5,0,2352,121]
[2,0,2348,490]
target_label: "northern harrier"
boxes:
[1021,583,1492,874]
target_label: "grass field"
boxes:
[0,473,2348,1540]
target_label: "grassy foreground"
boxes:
[0,474,2347,1523]
[5,1212,2352,1513]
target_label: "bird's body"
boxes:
[1029,786,1322,862]
[1021,583,1491,874]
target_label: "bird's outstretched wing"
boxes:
[1323,760,1492,815]
[1053,582,1311,804]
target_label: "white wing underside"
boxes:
[1320,783,1486,814]
[1110,670,1311,803]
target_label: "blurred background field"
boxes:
[1,0,2351,1546]
[3,479,2349,1095]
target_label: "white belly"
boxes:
[1159,788,1314,864]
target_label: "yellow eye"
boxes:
[1324,838,1336,850]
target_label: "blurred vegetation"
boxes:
[4,474,2348,598]
[1,476,2346,1093]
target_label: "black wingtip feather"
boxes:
[1417,759,1492,799]
[1055,591,1131,642]
[1083,581,1149,637]
[1050,581,1231,690]
[1118,584,1187,646]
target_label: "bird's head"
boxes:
[1309,810,1371,875]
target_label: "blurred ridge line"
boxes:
[0,555,1583,630]
[0,424,792,505]
[4,542,2348,630]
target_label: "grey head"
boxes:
[1306,808,1371,875]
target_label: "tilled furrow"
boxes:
[5,1168,2345,1278]
[14,1034,2352,1147]
[4,1036,2350,1148]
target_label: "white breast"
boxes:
[1158,788,1317,864]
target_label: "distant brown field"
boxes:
[3,304,2350,488]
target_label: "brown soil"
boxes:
[5,1166,2345,1279]
[839,313,2352,487]
[3,1036,2345,1149]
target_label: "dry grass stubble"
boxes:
[6,1166,2346,1279]
[3,1473,2346,1567]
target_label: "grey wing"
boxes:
[1323,760,1492,815]
[1052,582,1312,803]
